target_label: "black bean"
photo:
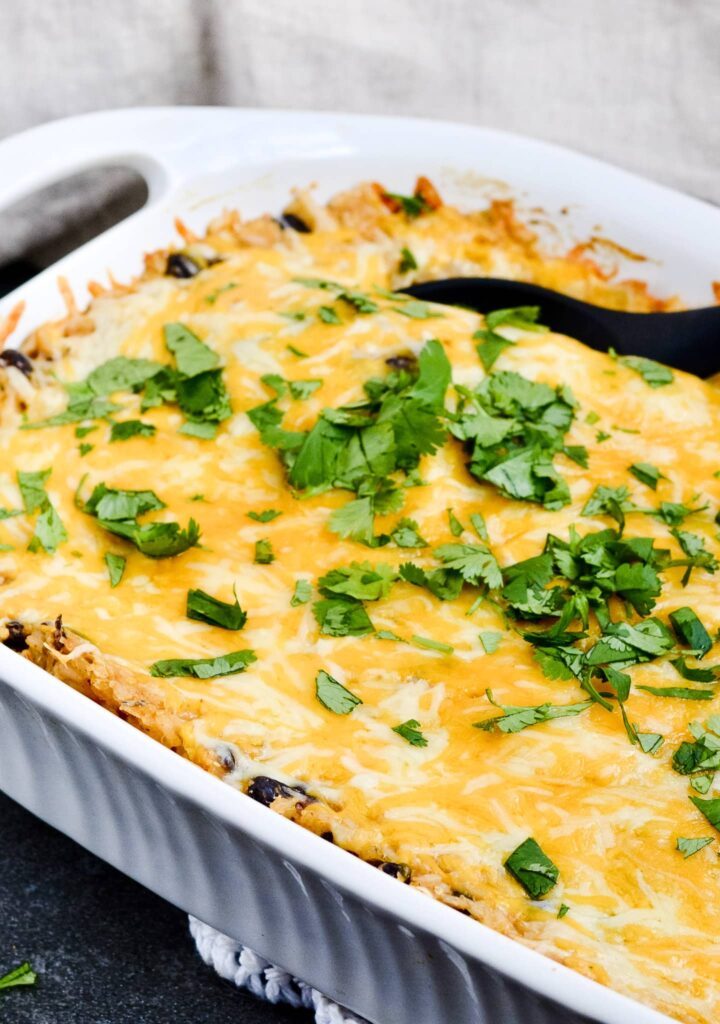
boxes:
[247,775,309,807]
[370,860,411,882]
[0,349,33,376]
[385,354,417,371]
[320,831,334,843]
[2,621,28,652]
[165,253,201,279]
[278,212,311,234]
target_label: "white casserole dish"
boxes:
[1,107,718,1024]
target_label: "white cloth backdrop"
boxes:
[0,0,718,263]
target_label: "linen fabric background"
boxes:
[0,2,717,1018]
[0,0,717,266]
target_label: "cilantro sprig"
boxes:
[78,481,200,559]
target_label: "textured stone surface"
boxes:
[0,792,312,1024]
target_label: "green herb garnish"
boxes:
[186,587,247,630]
[150,649,257,678]
[315,669,362,714]
[504,837,559,899]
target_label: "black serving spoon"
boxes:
[402,277,720,378]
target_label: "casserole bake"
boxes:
[2,108,720,1024]
[3,156,720,1024]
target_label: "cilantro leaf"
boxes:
[676,836,714,858]
[86,356,163,395]
[318,305,341,324]
[617,353,674,388]
[399,562,463,601]
[291,579,312,606]
[254,539,275,564]
[504,837,559,899]
[392,719,428,746]
[382,191,428,219]
[649,500,707,527]
[637,684,714,700]
[0,962,37,991]
[690,795,720,831]
[434,542,503,589]
[474,689,592,733]
[163,322,220,377]
[670,529,718,584]
[17,469,51,513]
[28,502,67,554]
[79,482,199,558]
[478,630,503,653]
[398,246,417,273]
[410,634,454,654]
[315,669,362,714]
[247,509,283,523]
[105,552,126,588]
[670,607,713,656]
[149,649,257,678]
[109,419,156,442]
[629,462,665,489]
[313,595,374,637]
[671,657,719,683]
[390,517,428,548]
[186,587,247,630]
[318,562,396,601]
[447,508,464,536]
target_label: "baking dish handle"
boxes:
[0,107,217,211]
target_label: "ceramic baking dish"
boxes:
[2,107,718,1024]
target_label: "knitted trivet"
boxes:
[189,917,369,1024]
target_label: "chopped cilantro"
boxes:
[313,596,374,637]
[163,322,220,377]
[186,587,247,630]
[251,338,450,547]
[585,411,600,425]
[691,774,714,794]
[690,795,720,831]
[286,343,309,358]
[392,299,442,320]
[17,469,68,554]
[434,542,503,590]
[291,579,312,606]
[109,419,156,442]
[315,669,362,715]
[447,508,464,536]
[670,529,718,585]
[399,561,464,601]
[390,517,428,548]
[318,305,341,324]
[451,371,577,510]
[676,836,714,858]
[671,657,719,683]
[649,500,707,527]
[18,469,51,513]
[637,684,714,700]
[479,630,503,653]
[254,539,275,564]
[247,509,283,523]
[318,562,396,601]
[629,462,665,489]
[293,277,379,314]
[504,837,559,899]
[104,552,126,588]
[78,442,94,457]
[636,732,664,755]
[596,430,611,443]
[474,307,548,372]
[392,719,428,747]
[474,689,592,733]
[557,904,570,919]
[616,352,674,388]
[178,421,218,440]
[398,246,417,273]
[410,634,453,654]
[673,723,720,775]
[669,607,713,656]
[382,191,428,219]
[149,649,257,678]
[75,424,97,438]
[0,962,37,991]
[79,482,199,559]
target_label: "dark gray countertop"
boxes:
[0,792,314,1024]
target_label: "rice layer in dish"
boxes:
[1,178,719,1024]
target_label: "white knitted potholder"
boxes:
[189,917,369,1024]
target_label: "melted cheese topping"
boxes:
[1,186,718,1024]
